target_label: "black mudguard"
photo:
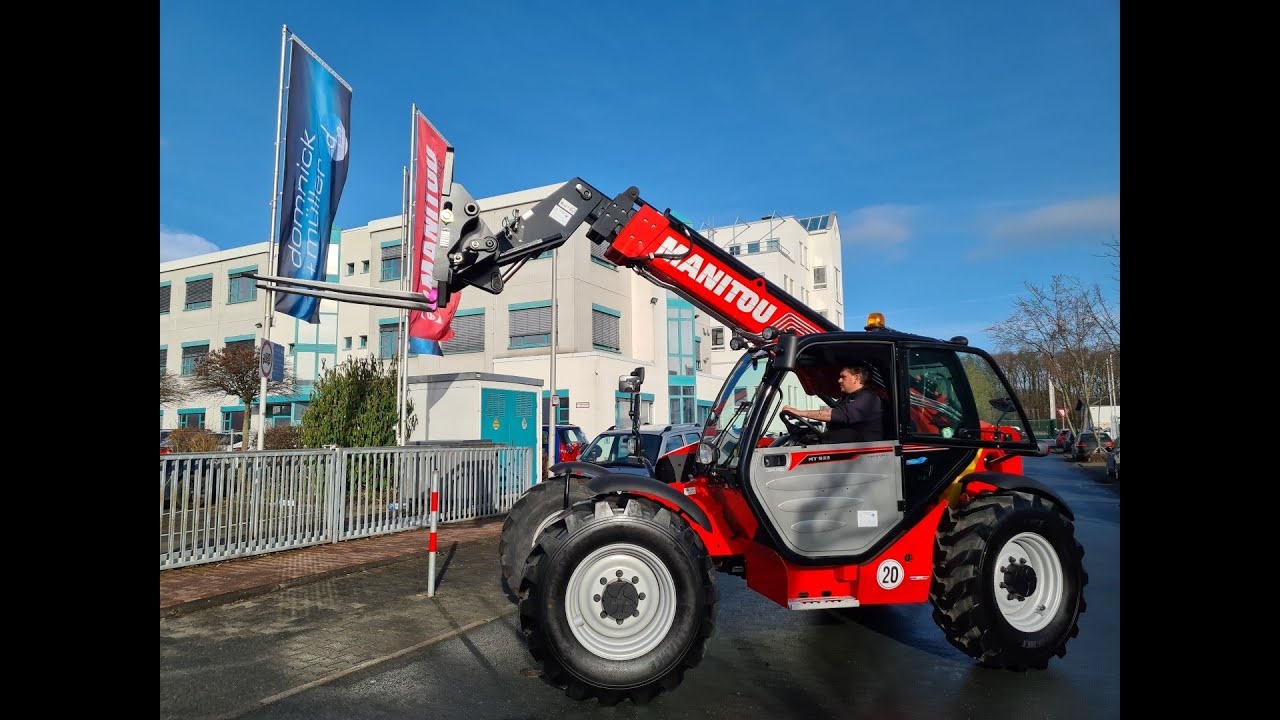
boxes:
[585,472,711,530]
[964,471,1075,520]
[549,461,610,479]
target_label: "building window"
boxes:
[836,311,843,328]
[181,343,209,376]
[799,215,831,232]
[509,304,553,349]
[589,241,617,269]
[834,267,841,303]
[441,312,485,354]
[346,262,355,276]
[359,335,368,349]
[178,410,206,429]
[711,328,725,348]
[225,339,254,353]
[227,272,257,304]
[669,385,695,424]
[615,396,654,429]
[160,347,167,373]
[819,309,829,319]
[543,391,570,425]
[343,336,352,350]
[799,240,807,267]
[729,245,741,256]
[766,238,780,252]
[381,244,403,281]
[746,241,760,254]
[814,266,827,288]
[361,260,370,274]
[160,285,171,314]
[592,306,621,352]
[222,410,244,432]
[379,322,401,359]
[185,277,213,311]
[695,336,703,371]
[667,305,695,376]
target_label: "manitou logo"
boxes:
[655,236,777,324]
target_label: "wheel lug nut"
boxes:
[1007,593,1015,601]
[632,576,639,584]
[638,592,645,600]
[1018,558,1027,564]
[632,609,640,617]
[600,578,607,585]
[1008,556,1017,564]
[999,582,1006,589]
[594,594,601,602]
[616,570,624,577]
[615,618,623,625]
[600,611,607,618]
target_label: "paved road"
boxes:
[165,454,1119,719]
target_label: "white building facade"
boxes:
[160,182,848,446]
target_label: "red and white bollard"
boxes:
[427,470,440,597]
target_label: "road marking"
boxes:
[256,608,518,706]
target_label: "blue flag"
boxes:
[274,36,352,323]
[408,337,443,357]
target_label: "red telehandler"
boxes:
[431,177,1086,705]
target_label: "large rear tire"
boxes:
[930,490,1087,670]
[499,477,591,599]
[519,496,717,704]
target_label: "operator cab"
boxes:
[695,313,1040,563]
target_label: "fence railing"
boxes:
[160,445,533,570]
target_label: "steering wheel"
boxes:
[780,411,823,445]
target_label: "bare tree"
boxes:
[160,370,186,406]
[986,275,1119,434]
[187,344,296,449]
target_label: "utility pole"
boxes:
[546,248,558,481]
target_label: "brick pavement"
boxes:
[160,516,506,617]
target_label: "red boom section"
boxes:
[604,206,839,339]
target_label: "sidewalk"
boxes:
[160,515,506,618]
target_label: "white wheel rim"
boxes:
[992,531,1064,633]
[564,542,677,661]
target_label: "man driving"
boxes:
[781,364,884,444]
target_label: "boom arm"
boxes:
[433,178,839,343]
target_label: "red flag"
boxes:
[408,112,460,342]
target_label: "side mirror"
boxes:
[775,333,799,371]
[618,375,641,393]
[696,440,718,465]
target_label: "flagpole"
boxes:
[397,162,410,445]
[399,105,419,446]
[258,24,289,451]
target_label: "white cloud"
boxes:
[160,225,218,262]
[971,195,1120,258]
[841,205,915,262]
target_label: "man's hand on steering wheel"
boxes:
[779,406,824,445]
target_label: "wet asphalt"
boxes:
[160,453,1119,719]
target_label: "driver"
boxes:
[781,364,884,444]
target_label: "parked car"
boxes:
[1053,429,1074,453]
[1071,431,1114,461]
[578,423,702,478]
[542,424,588,464]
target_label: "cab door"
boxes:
[745,363,904,560]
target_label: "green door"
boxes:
[481,388,538,481]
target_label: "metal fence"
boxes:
[160,445,533,570]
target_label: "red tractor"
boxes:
[433,176,1087,704]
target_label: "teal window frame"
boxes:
[359,335,368,349]
[343,336,352,350]
[227,266,258,304]
[346,262,355,276]
[160,282,172,314]
[180,342,209,376]
[177,409,206,429]
[361,260,370,274]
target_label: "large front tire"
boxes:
[499,477,592,599]
[519,496,717,704]
[930,490,1087,670]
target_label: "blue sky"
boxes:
[160,1,1119,350]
